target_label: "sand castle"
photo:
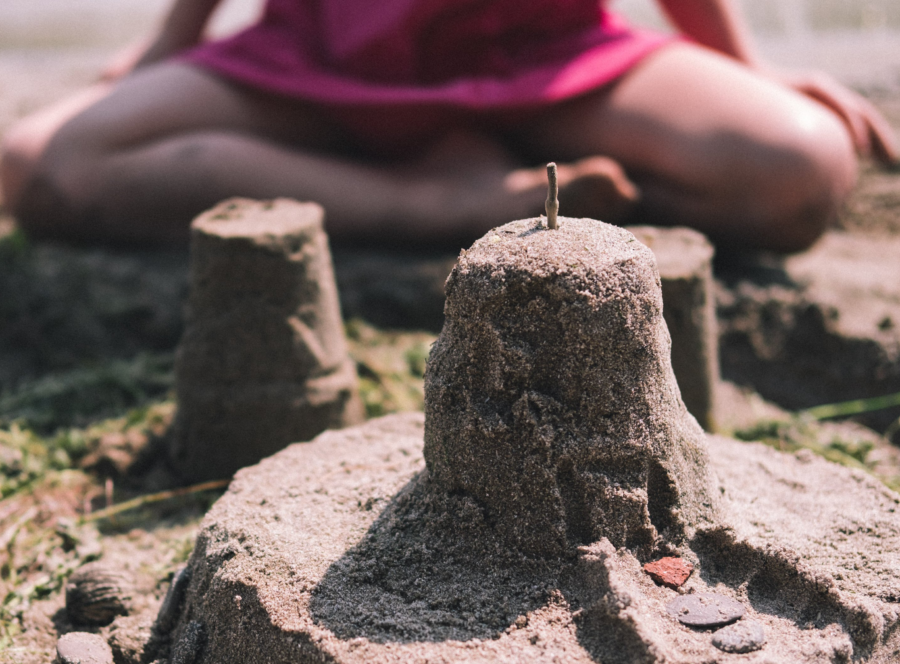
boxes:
[143,182,900,663]
[423,216,720,559]
[170,199,363,483]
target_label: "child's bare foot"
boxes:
[401,131,541,235]
[504,156,640,224]
[397,133,640,243]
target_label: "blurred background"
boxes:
[621,0,900,90]
[0,0,898,105]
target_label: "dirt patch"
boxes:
[0,239,187,398]
[716,232,900,430]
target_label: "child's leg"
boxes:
[2,62,367,244]
[0,85,111,215]
[1,62,633,246]
[511,43,858,253]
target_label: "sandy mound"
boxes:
[153,412,900,663]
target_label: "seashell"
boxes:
[65,561,133,626]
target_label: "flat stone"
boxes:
[642,557,693,589]
[56,631,113,664]
[665,593,745,627]
[712,620,766,653]
[165,412,900,663]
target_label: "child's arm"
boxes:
[656,0,759,66]
[101,0,225,80]
[656,0,897,166]
[135,0,225,69]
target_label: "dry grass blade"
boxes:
[80,479,230,524]
[0,506,37,552]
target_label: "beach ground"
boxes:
[0,19,899,664]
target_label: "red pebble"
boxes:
[643,557,693,589]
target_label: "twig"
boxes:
[80,479,230,523]
[545,163,559,229]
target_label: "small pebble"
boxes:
[56,631,113,664]
[712,620,766,653]
[666,592,745,627]
[643,557,693,589]
[107,614,154,664]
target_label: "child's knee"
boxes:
[761,107,857,252]
[797,106,857,202]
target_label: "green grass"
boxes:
[801,390,900,420]
[345,318,435,418]
[0,353,175,434]
[0,319,435,648]
[0,423,87,500]
[733,415,900,492]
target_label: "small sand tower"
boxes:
[170,199,363,483]
[424,165,720,557]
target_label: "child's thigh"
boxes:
[47,62,347,157]
[510,43,853,189]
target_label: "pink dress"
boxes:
[184,0,671,147]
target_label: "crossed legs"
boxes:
[1,63,594,246]
[511,43,858,252]
[0,42,857,251]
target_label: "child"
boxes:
[1,0,896,252]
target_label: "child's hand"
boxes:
[778,69,898,168]
[98,32,195,83]
[100,0,223,81]
[131,31,200,71]
[99,38,155,82]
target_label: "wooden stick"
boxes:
[545,163,559,230]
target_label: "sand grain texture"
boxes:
[171,198,363,482]
[163,216,900,663]
[424,218,720,558]
[163,412,900,663]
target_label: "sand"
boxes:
[156,412,900,663]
